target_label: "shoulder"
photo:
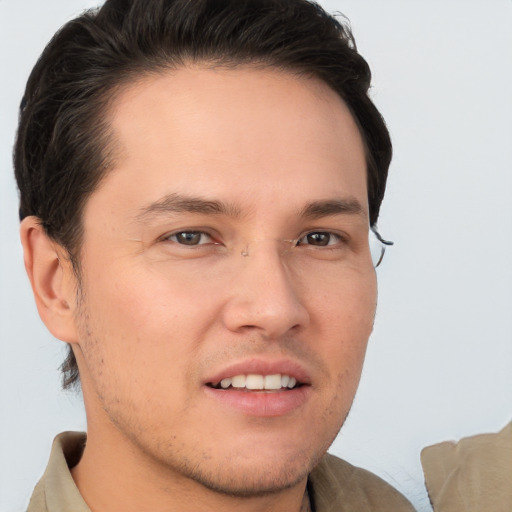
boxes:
[309,453,415,512]
[27,432,89,512]
[421,422,512,511]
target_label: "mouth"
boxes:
[203,359,312,416]
[207,373,302,391]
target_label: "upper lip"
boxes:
[204,358,312,386]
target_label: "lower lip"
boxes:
[204,386,311,417]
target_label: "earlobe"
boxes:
[20,216,79,343]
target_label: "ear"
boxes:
[20,216,79,344]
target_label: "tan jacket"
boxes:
[27,432,414,512]
[421,422,512,512]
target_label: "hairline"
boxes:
[64,59,374,273]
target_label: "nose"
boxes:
[221,241,310,338]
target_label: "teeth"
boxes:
[220,378,232,389]
[213,374,299,390]
[265,374,282,390]
[232,375,246,388]
[246,374,264,390]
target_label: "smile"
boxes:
[208,374,299,391]
[204,361,312,416]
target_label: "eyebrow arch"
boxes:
[299,198,367,221]
[135,193,242,222]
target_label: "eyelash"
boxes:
[164,231,218,246]
[295,231,345,247]
[162,230,348,248]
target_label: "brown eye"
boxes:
[298,232,340,247]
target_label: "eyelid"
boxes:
[160,229,220,245]
[157,227,351,250]
[294,229,349,247]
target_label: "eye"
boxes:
[166,231,214,246]
[296,232,343,247]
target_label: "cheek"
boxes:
[84,259,218,337]
[76,266,218,399]
[312,269,377,383]
[314,266,377,333]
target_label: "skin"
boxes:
[21,66,377,512]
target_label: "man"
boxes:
[15,0,414,510]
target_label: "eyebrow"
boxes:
[299,198,367,221]
[135,193,242,222]
[135,193,366,223]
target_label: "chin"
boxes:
[154,432,332,498]
[181,456,315,498]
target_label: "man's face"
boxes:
[72,66,376,495]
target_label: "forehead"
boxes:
[88,65,368,223]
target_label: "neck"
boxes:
[301,487,312,512]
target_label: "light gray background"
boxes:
[1,1,511,511]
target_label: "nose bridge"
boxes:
[241,237,293,258]
[222,238,309,336]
